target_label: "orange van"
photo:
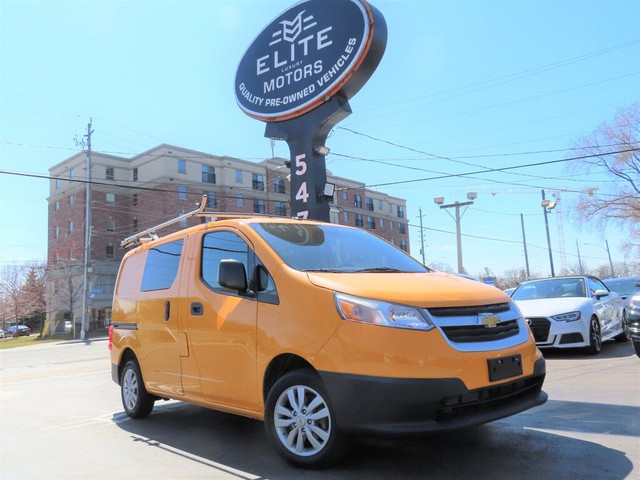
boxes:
[110,208,547,467]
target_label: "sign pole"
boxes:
[265,96,351,221]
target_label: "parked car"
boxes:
[0,328,5,339]
[511,276,627,355]
[604,277,640,358]
[504,287,516,296]
[6,325,32,337]
[626,293,640,358]
[65,320,72,332]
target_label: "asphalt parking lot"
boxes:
[1,338,639,479]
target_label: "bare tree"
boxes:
[570,103,640,255]
[0,265,26,333]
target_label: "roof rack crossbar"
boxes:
[121,195,208,249]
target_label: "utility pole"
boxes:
[541,189,556,277]
[520,214,530,279]
[419,207,425,265]
[605,240,614,277]
[80,119,93,340]
[576,239,584,275]
[435,193,476,274]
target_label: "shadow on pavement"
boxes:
[113,396,636,480]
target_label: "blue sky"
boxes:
[1,0,639,278]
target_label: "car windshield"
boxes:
[511,278,587,301]
[251,223,428,273]
[603,278,640,296]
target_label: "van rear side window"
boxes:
[141,240,184,291]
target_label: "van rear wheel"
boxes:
[265,370,346,468]
[121,359,155,418]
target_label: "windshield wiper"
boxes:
[353,267,403,273]
[304,268,345,273]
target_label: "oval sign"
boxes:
[235,0,387,122]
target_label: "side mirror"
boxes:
[593,289,609,299]
[635,281,640,288]
[218,259,248,292]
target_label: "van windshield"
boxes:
[251,223,428,273]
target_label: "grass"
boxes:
[0,334,66,349]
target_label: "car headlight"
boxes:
[334,292,434,331]
[552,311,581,322]
[629,294,640,308]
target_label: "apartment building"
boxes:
[46,144,409,331]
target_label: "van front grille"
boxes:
[441,319,520,343]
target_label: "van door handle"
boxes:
[164,301,170,322]
[191,302,203,316]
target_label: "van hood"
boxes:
[306,271,508,308]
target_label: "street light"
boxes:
[541,189,556,277]
[434,193,476,274]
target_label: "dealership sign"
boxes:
[235,0,387,122]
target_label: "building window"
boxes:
[388,203,393,214]
[204,191,217,208]
[379,218,384,228]
[343,211,349,223]
[54,226,59,239]
[397,205,405,218]
[68,221,73,234]
[354,195,362,208]
[54,200,60,211]
[106,193,115,205]
[106,244,114,259]
[275,201,286,216]
[55,178,61,189]
[178,159,186,174]
[133,218,138,231]
[400,240,407,251]
[252,173,265,191]
[132,193,138,206]
[367,216,376,229]
[235,169,243,183]
[274,177,286,194]
[106,219,115,232]
[202,165,216,184]
[253,198,265,214]
[342,192,348,202]
[399,223,406,234]
[179,213,187,227]
[133,168,138,181]
[106,167,114,180]
[178,186,187,200]
[68,194,74,206]
[365,198,374,211]
[69,169,75,178]
[237,194,244,207]
[378,199,383,210]
[355,213,363,227]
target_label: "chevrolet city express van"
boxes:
[110,215,547,467]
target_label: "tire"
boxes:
[121,359,155,418]
[264,370,346,468]
[614,311,630,342]
[633,340,640,358]
[585,316,602,355]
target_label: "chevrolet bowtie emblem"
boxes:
[479,313,501,328]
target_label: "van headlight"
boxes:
[334,292,434,331]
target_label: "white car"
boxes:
[511,276,627,355]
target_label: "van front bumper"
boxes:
[319,357,546,434]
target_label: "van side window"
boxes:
[141,240,184,291]
[202,231,249,290]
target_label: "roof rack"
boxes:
[121,195,209,249]
[121,195,294,249]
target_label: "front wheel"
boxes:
[121,359,155,418]
[633,340,640,358]
[265,370,346,468]
[585,316,602,355]
[614,310,630,342]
